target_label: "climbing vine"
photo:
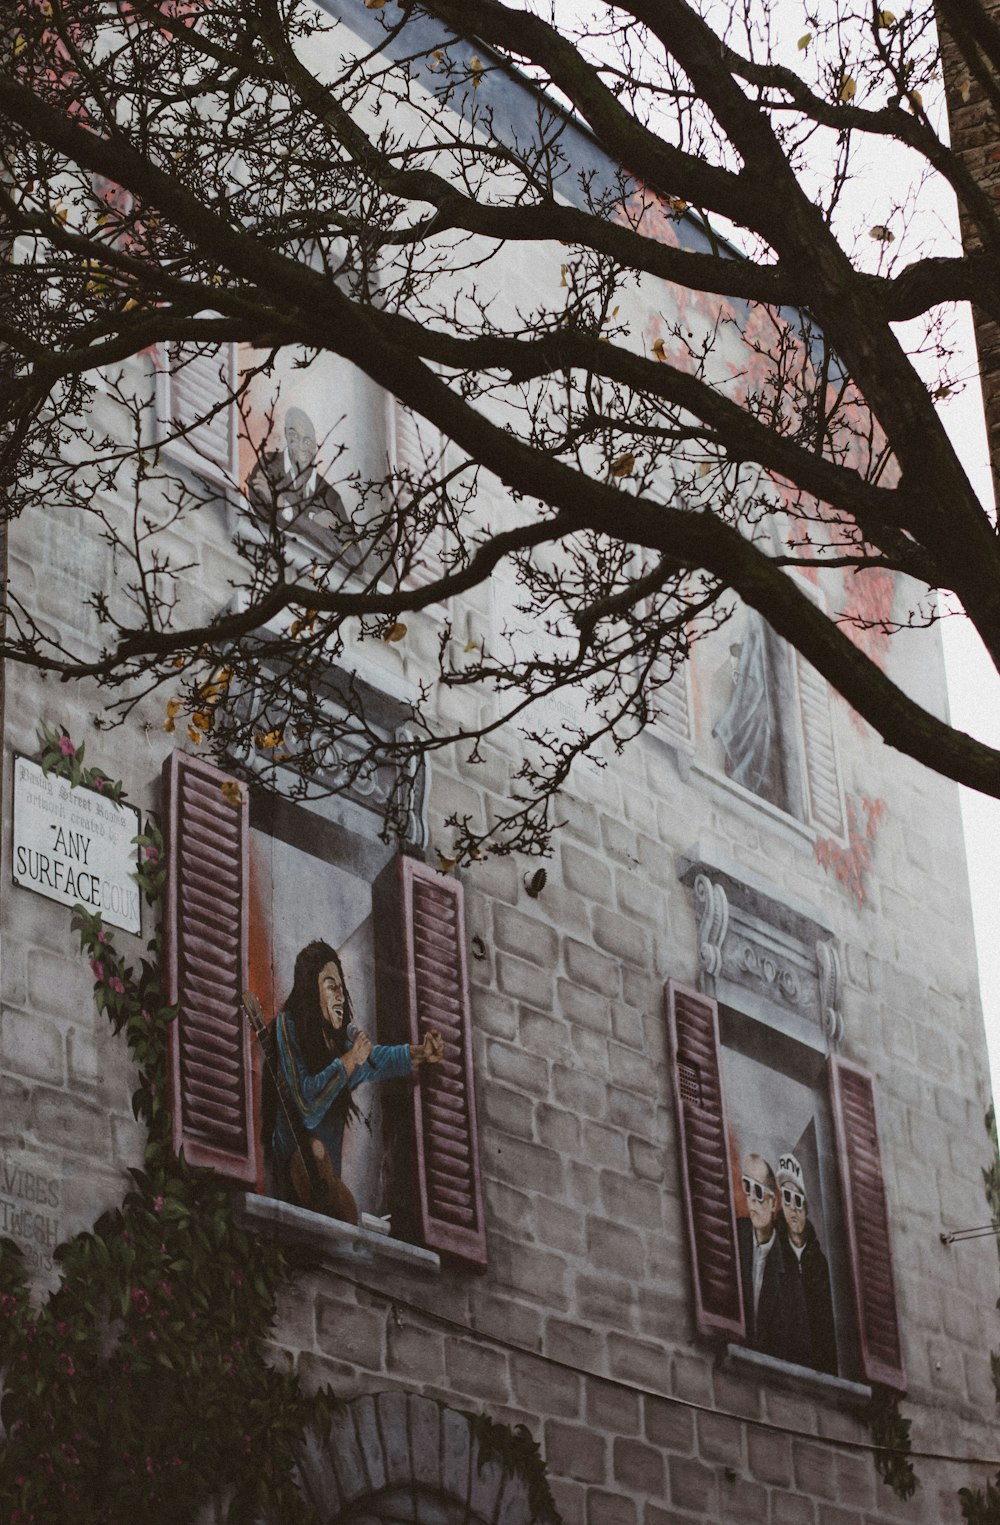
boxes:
[464,1411,560,1525]
[1,730,337,1524]
[860,1388,917,1502]
[815,795,887,908]
[3,727,562,1525]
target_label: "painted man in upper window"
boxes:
[736,1152,811,1367]
[777,1152,838,1375]
[714,610,793,812]
[247,406,359,564]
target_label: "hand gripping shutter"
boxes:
[830,1057,905,1391]
[376,855,486,1268]
[666,981,745,1340]
[163,751,255,1182]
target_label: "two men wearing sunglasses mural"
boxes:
[737,1151,837,1375]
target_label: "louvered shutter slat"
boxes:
[374,854,487,1268]
[648,655,692,747]
[164,752,256,1182]
[158,342,238,489]
[387,397,450,591]
[829,1056,905,1391]
[795,651,846,838]
[666,980,745,1340]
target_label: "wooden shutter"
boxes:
[794,649,847,838]
[649,654,692,747]
[829,1056,905,1391]
[666,981,745,1340]
[374,854,486,1268]
[156,342,239,492]
[387,395,450,591]
[163,751,255,1183]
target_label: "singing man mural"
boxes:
[260,939,443,1225]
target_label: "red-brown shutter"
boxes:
[829,1056,905,1390]
[666,981,745,1340]
[163,751,255,1183]
[375,855,486,1268]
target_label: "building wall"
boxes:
[3,461,997,1521]
[2,11,999,1521]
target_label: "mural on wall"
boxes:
[245,403,359,564]
[722,1028,841,1378]
[243,793,411,1229]
[247,940,443,1227]
[713,608,794,813]
[733,1147,837,1376]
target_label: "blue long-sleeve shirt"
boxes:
[271,1011,412,1177]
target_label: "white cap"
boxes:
[777,1152,803,1189]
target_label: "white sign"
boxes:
[13,756,142,933]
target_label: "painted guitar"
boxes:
[242,990,359,1225]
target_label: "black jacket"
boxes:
[737,1216,811,1367]
[786,1219,838,1375]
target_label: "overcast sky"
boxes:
[939,336,1000,1106]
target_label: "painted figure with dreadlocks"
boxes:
[265,939,443,1223]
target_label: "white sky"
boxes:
[938,336,1000,1105]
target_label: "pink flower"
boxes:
[93,776,105,791]
[1,1293,17,1317]
[145,845,159,863]
[58,736,76,758]
[89,959,104,982]
[131,1288,152,1315]
[153,1194,165,1214]
[158,1279,173,1298]
[58,1353,75,1377]
[142,1009,152,1025]
[109,976,125,995]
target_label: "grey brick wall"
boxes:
[2,300,998,1523]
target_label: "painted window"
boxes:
[162,748,487,1269]
[667,980,904,1391]
[244,402,364,569]
[695,604,846,839]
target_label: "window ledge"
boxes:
[723,1344,872,1406]
[235,1193,441,1275]
[690,759,819,851]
